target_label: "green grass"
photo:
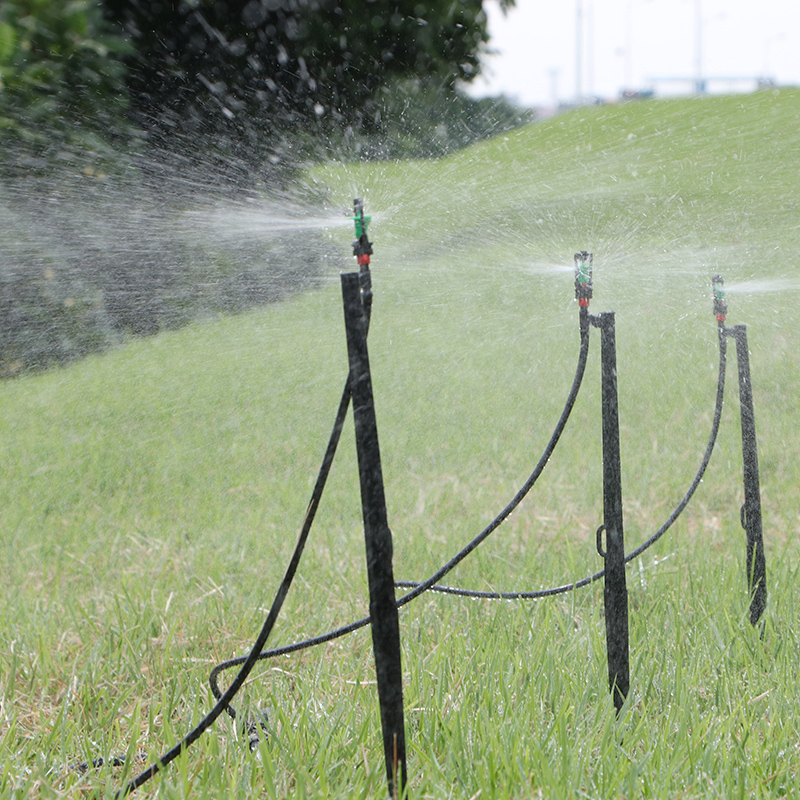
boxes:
[3,90,800,798]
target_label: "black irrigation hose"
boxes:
[207,309,592,697]
[116,274,373,797]
[396,327,729,600]
[116,387,352,798]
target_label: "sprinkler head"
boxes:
[351,198,371,238]
[574,251,593,307]
[351,198,373,266]
[712,274,727,322]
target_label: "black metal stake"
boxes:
[592,311,630,712]
[341,271,407,797]
[730,323,767,625]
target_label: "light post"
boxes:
[694,0,705,93]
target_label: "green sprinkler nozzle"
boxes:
[574,251,593,307]
[712,274,726,322]
[351,198,371,238]
[351,198,373,265]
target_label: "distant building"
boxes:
[619,89,655,101]
[645,76,781,97]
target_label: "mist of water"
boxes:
[180,199,353,241]
[0,154,355,374]
[724,277,800,295]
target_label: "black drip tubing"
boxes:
[205,310,592,706]
[395,326,728,600]
[118,311,723,796]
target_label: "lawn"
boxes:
[2,89,800,798]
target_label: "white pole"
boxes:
[694,0,704,93]
[625,0,633,90]
[576,0,583,102]
[587,0,594,98]
[549,67,560,107]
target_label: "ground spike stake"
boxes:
[731,324,767,625]
[714,276,767,626]
[591,310,630,713]
[341,271,408,797]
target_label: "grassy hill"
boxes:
[2,90,800,798]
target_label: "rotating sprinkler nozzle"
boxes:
[712,274,727,323]
[350,198,373,267]
[574,251,593,307]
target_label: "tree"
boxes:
[102,0,516,178]
[0,0,132,166]
[355,76,534,159]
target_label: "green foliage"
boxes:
[0,0,524,176]
[0,22,16,64]
[332,77,535,160]
[100,0,518,176]
[0,0,133,165]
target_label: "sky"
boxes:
[467,0,800,108]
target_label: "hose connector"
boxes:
[350,198,373,267]
[712,274,726,323]
[574,251,593,307]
